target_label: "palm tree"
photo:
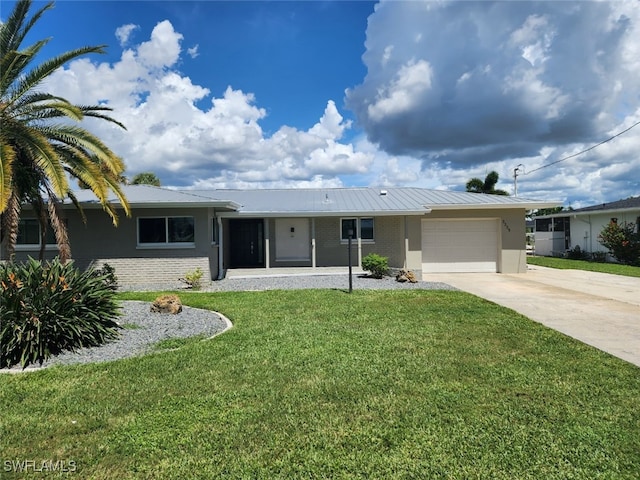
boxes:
[131,172,161,187]
[1,0,130,262]
[465,171,509,196]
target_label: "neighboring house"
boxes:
[534,196,640,257]
[1,185,556,285]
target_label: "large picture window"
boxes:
[340,217,374,242]
[138,217,195,246]
[16,219,57,248]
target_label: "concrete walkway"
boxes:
[428,266,640,368]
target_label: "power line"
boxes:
[524,119,640,176]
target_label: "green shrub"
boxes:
[590,251,608,263]
[181,267,204,290]
[92,262,118,290]
[0,257,122,369]
[361,253,389,279]
[567,245,590,260]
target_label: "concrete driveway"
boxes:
[428,266,640,368]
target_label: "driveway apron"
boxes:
[428,266,640,367]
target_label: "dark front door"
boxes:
[229,219,264,268]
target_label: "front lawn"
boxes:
[1,290,639,479]
[528,255,640,277]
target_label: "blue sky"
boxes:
[2,0,640,207]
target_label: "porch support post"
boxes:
[311,218,317,269]
[264,219,270,270]
[404,216,409,269]
[217,217,224,280]
[357,217,362,268]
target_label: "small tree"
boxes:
[598,221,640,266]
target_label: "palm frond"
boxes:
[56,145,109,202]
[102,172,131,224]
[0,1,53,55]
[65,190,87,224]
[7,45,106,107]
[9,120,69,198]
[80,108,127,130]
[39,124,124,172]
[8,93,83,121]
[0,39,48,96]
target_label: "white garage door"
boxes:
[422,219,499,273]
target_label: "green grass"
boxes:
[1,289,639,479]
[120,323,143,330]
[528,255,640,277]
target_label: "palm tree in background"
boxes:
[1,0,130,262]
[465,171,509,196]
[131,172,161,187]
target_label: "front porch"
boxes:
[225,266,366,279]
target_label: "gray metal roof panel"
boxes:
[67,186,556,213]
[570,196,640,213]
[69,185,237,207]
[189,187,556,214]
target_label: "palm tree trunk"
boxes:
[47,199,71,263]
[2,192,21,263]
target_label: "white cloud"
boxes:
[115,24,138,47]
[345,0,640,205]
[43,19,374,190]
[187,45,199,59]
[367,59,433,121]
[137,20,183,69]
[35,3,639,206]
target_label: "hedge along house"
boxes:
[534,196,640,258]
[1,185,557,286]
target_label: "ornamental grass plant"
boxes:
[0,257,121,368]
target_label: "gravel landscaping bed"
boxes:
[2,301,229,372]
[120,273,457,293]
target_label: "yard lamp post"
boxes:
[348,228,353,293]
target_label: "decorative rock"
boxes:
[395,269,418,284]
[150,294,183,314]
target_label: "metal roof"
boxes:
[535,196,640,219]
[189,187,558,216]
[570,196,640,214]
[68,185,558,215]
[68,185,239,210]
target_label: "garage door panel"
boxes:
[422,219,498,273]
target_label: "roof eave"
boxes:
[65,200,240,210]
[427,201,560,211]
[572,206,640,216]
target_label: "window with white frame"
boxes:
[340,217,374,242]
[138,216,194,246]
[16,219,57,248]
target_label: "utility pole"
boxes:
[513,164,524,196]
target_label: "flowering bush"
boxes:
[598,221,640,266]
[0,257,121,368]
